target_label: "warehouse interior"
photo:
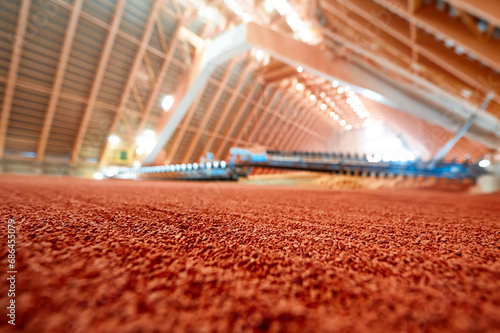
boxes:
[1,0,499,332]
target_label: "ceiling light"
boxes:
[348,91,355,97]
[242,13,251,22]
[334,114,339,120]
[297,66,303,73]
[309,94,316,101]
[320,92,326,98]
[93,172,104,180]
[255,49,264,62]
[320,103,326,110]
[346,124,352,130]
[330,112,335,117]
[264,0,274,12]
[296,82,304,90]
[332,80,339,88]
[161,95,174,111]
[133,161,141,168]
[337,87,344,94]
[144,129,155,138]
[325,97,331,102]
[108,135,120,144]
[274,0,292,15]
[340,120,346,126]
[346,98,352,104]
[345,86,351,92]
[479,159,490,168]
[136,146,145,155]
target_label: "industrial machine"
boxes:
[113,148,489,182]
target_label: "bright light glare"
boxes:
[367,154,382,163]
[337,87,344,94]
[242,13,251,22]
[346,124,352,130]
[340,120,346,126]
[309,94,316,102]
[161,95,174,111]
[320,103,326,110]
[105,168,117,177]
[224,0,243,16]
[479,159,490,168]
[108,135,120,144]
[264,0,274,12]
[274,0,292,15]
[296,83,304,90]
[255,49,264,62]
[136,146,145,155]
[297,66,303,73]
[332,80,339,88]
[93,172,104,180]
[145,129,155,138]
[334,114,339,120]
[221,161,227,168]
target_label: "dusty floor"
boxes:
[0,175,499,332]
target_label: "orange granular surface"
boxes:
[1,175,499,332]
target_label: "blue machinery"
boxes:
[115,148,488,182]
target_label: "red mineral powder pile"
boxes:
[0,175,499,332]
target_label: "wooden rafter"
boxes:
[70,0,126,164]
[163,91,204,164]
[179,57,240,164]
[0,0,31,159]
[254,98,293,145]
[267,102,301,149]
[222,85,271,160]
[214,81,261,158]
[136,26,182,136]
[202,61,255,161]
[37,0,84,161]
[99,0,164,165]
[276,106,307,149]
[246,91,287,144]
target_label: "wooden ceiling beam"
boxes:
[222,85,270,160]
[49,0,168,61]
[37,0,83,162]
[179,57,240,164]
[371,0,500,71]
[99,0,164,165]
[443,0,500,28]
[246,91,287,144]
[214,81,260,158]
[203,62,256,160]
[70,0,125,164]
[0,0,31,159]
[276,105,307,149]
[266,101,301,149]
[254,97,293,145]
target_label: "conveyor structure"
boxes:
[114,148,489,182]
